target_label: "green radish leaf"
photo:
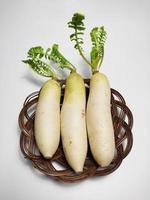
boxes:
[23,46,57,78]
[68,13,92,68]
[68,13,85,52]
[27,46,45,59]
[22,59,56,78]
[90,26,107,71]
[50,44,76,72]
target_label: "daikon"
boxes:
[50,44,87,172]
[23,46,61,159]
[69,13,115,167]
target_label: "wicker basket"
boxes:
[18,79,133,182]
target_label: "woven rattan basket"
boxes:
[18,79,133,182]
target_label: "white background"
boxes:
[0,0,150,199]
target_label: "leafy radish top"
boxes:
[23,44,76,79]
[23,13,107,77]
[50,44,76,72]
[23,46,57,79]
[68,13,107,73]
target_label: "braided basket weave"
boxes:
[18,79,133,182]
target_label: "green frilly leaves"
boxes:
[23,44,76,78]
[68,13,107,73]
[90,27,107,72]
[22,46,57,78]
[68,13,85,51]
[50,44,76,72]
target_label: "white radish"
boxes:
[23,46,61,158]
[68,14,116,167]
[50,44,88,172]
[35,79,61,158]
[87,72,115,167]
[61,72,87,172]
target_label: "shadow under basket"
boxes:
[18,79,133,183]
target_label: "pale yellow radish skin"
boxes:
[61,72,87,172]
[86,72,115,167]
[34,79,61,158]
